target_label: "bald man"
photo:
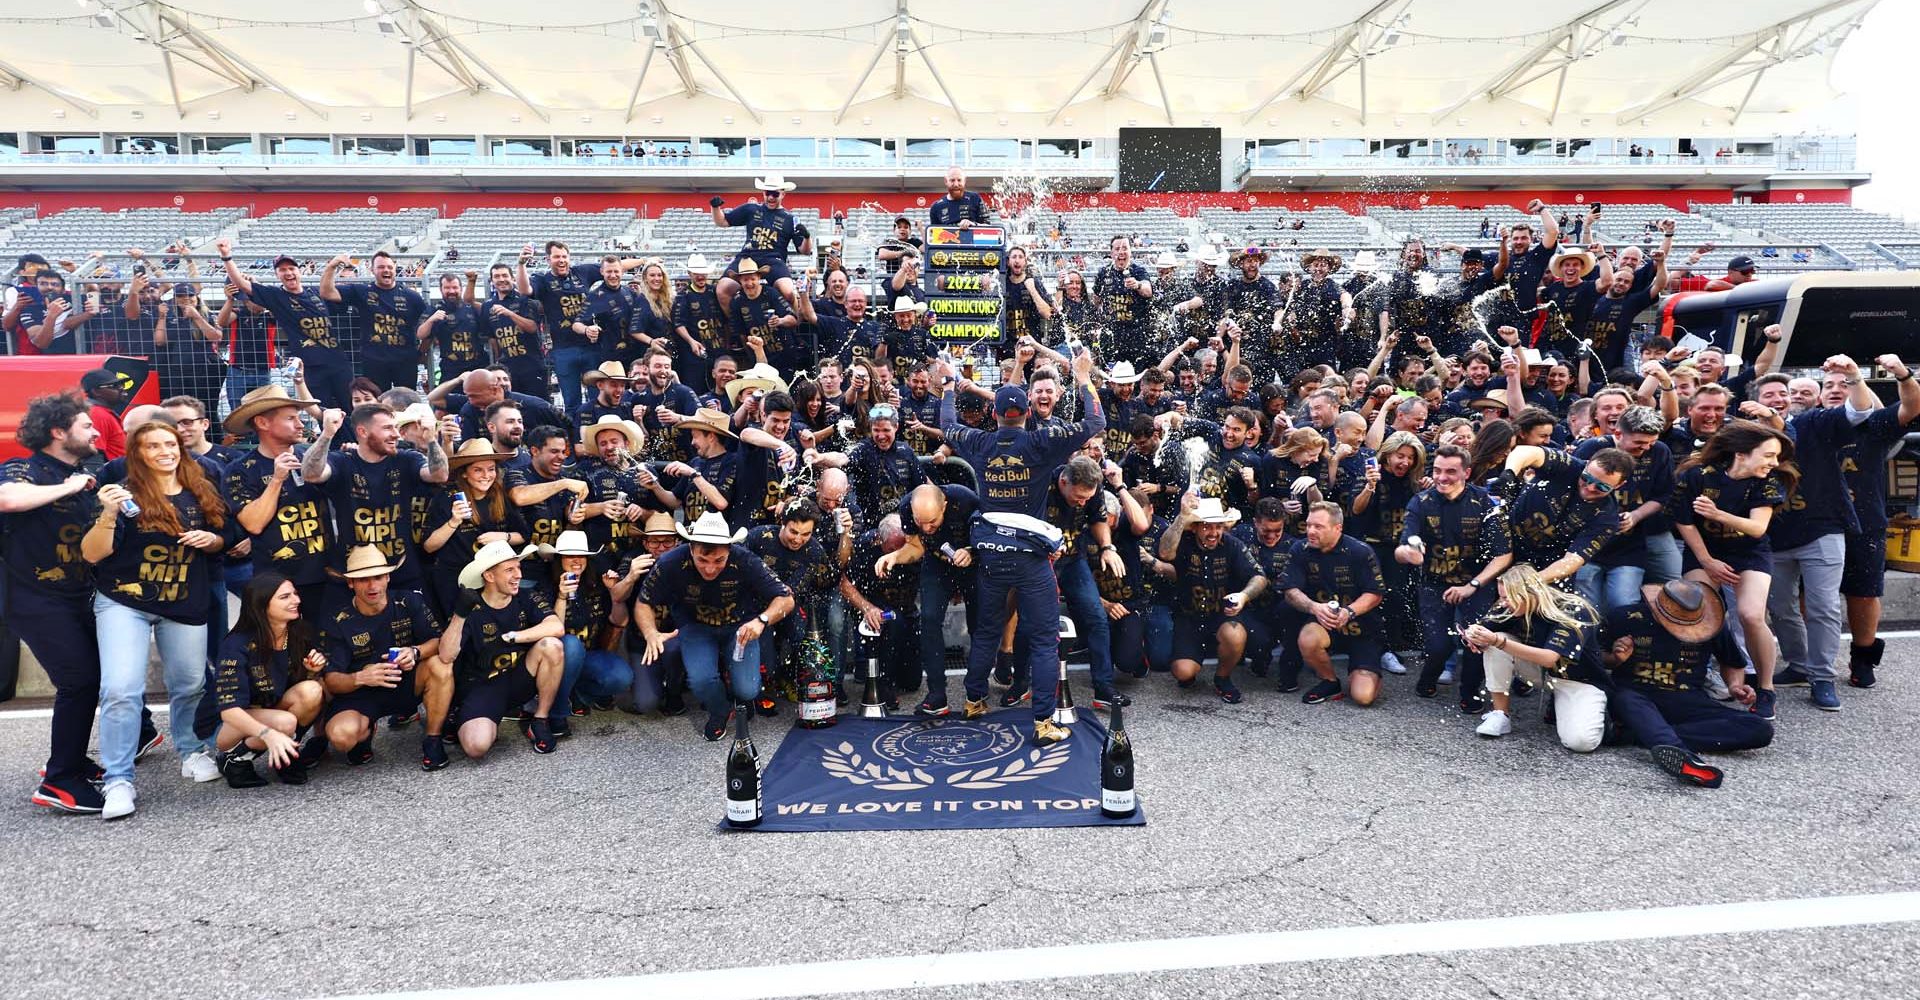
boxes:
[876,483,982,715]
[440,367,568,440]
[929,168,989,230]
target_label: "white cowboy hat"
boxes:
[579,414,645,453]
[724,363,789,405]
[891,296,928,314]
[754,174,798,192]
[1550,247,1597,278]
[392,402,436,429]
[685,253,714,276]
[675,510,747,546]
[1153,250,1180,269]
[457,540,541,591]
[1105,361,1146,385]
[328,545,406,581]
[548,529,599,558]
[1350,250,1380,272]
[1191,244,1227,268]
[1189,496,1241,525]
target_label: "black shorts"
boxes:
[1320,630,1385,673]
[328,679,420,723]
[1681,542,1772,577]
[1170,614,1261,664]
[1841,530,1887,599]
[729,253,792,285]
[456,667,536,727]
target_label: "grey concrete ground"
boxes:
[2,646,1915,1000]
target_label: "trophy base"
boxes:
[858,704,890,719]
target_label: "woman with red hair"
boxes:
[84,420,230,820]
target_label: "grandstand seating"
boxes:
[227,207,437,261]
[1696,203,1920,269]
[0,207,245,262]
[434,207,637,273]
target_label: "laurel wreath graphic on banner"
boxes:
[821,741,1071,791]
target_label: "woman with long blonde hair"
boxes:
[1461,563,1611,751]
[637,259,675,347]
[84,420,231,818]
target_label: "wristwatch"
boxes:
[756,612,771,625]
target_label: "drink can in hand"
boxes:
[119,496,142,518]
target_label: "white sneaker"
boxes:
[1437,667,1457,686]
[1475,710,1512,738]
[1380,652,1407,675]
[102,780,136,821]
[181,751,220,783]
[1703,670,1732,701]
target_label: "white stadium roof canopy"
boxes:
[0,0,1878,134]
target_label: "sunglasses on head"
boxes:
[868,404,899,422]
[1579,471,1618,495]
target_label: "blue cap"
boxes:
[171,282,196,297]
[993,384,1029,415]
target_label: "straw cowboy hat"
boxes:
[684,253,714,277]
[733,259,765,278]
[1229,245,1269,266]
[1188,496,1241,525]
[579,414,645,453]
[754,173,798,192]
[223,384,319,435]
[1153,250,1181,269]
[1350,249,1381,272]
[447,438,519,469]
[1300,248,1344,270]
[392,402,436,429]
[676,510,747,546]
[1105,361,1146,385]
[1550,246,1597,278]
[457,540,541,590]
[725,363,789,405]
[581,360,633,386]
[675,407,738,440]
[1641,580,1726,644]
[1191,244,1227,268]
[327,545,406,581]
[641,511,678,536]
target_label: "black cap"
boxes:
[272,255,299,270]
[1461,248,1487,264]
[1727,255,1757,273]
[80,368,122,393]
[16,252,48,269]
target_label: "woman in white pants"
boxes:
[1462,564,1609,752]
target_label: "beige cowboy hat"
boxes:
[582,360,633,386]
[579,414,645,453]
[641,511,678,537]
[1229,245,1269,266]
[753,174,798,192]
[1300,248,1343,270]
[1191,244,1227,268]
[447,438,518,469]
[675,407,738,440]
[1550,246,1597,278]
[675,510,747,545]
[327,544,406,581]
[223,384,319,435]
[1105,361,1146,385]
[1641,580,1725,644]
[724,363,789,406]
[684,253,714,277]
[457,539,541,590]
[1465,395,1509,413]
[1350,249,1381,272]
[1189,496,1241,525]
[392,401,436,429]
[733,259,764,278]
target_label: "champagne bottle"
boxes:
[1100,698,1136,819]
[797,628,838,729]
[724,710,762,829]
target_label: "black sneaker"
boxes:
[524,716,557,754]
[588,696,617,712]
[662,690,689,717]
[1510,677,1536,698]
[220,749,268,789]
[1176,676,1198,690]
[274,758,310,786]
[702,714,729,742]
[549,715,573,740]
[388,710,419,730]
[1302,679,1345,705]
[998,685,1031,708]
[569,701,589,718]
[992,652,1014,687]
[915,697,951,718]
[755,696,779,717]
[420,736,450,771]
[440,730,459,746]
[31,777,104,814]
[35,758,105,784]
[1276,670,1301,694]
[1774,666,1812,687]
[1459,696,1487,715]
[1091,689,1132,710]
[346,739,375,766]
[1248,656,1270,679]
[1651,744,1724,788]
[296,732,330,769]
[1214,677,1245,705]
[134,727,165,762]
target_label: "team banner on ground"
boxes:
[740,709,1146,832]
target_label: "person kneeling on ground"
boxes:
[1602,580,1773,789]
[439,540,567,758]
[1156,493,1268,704]
[320,546,456,771]
[1281,501,1387,706]
[1461,564,1610,749]
[196,572,327,789]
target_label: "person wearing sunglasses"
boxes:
[1499,443,1635,591]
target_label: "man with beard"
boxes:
[671,255,727,394]
[224,386,334,621]
[1165,405,1265,522]
[745,499,839,716]
[438,368,567,443]
[518,240,621,413]
[726,261,804,378]
[1158,494,1267,704]
[897,365,946,458]
[1283,249,1354,372]
[320,546,455,769]
[576,361,635,429]
[1092,235,1155,368]
[574,256,643,370]
[4,393,112,812]
[628,347,701,466]
[837,404,927,528]
[1486,200,1562,336]
[1222,247,1278,383]
[421,272,487,385]
[218,237,353,411]
[930,167,990,228]
[1430,244,1506,359]
[812,283,887,371]
[1169,245,1229,348]
[478,263,545,396]
[302,403,450,593]
[1282,502,1388,706]
[1663,383,1730,460]
[1000,246,1054,350]
[1535,245,1611,376]
[508,424,588,551]
[322,250,428,392]
[712,176,812,317]
[1098,362,1150,459]
[1396,444,1512,711]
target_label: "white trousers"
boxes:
[1483,647,1607,753]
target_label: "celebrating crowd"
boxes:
[6,173,1910,822]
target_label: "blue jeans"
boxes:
[560,635,635,706]
[1767,533,1845,683]
[224,369,271,413]
[1055,558,1116,695]
[678,622,762,720]
[94,594,208,784]
[1576,562,1645,613]
[918,568,975,697]
[1644,532,1682,584]
[629,637,682,712]
[1145,604,1174,671]
[552,345,598,414]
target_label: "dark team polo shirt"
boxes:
[322,590,440,673]
[1002,277,1050,347]
[248,283,343,368]
[1604,600,1746,692]
[529,263,604,351]
[1573,437,1674,567]
[484,291,543,367]
[728,288,801,371]
[846,439,927,527]
[1343,467,1419,548]
[579,282,636,363]
[929,191,988,227]
[426,298,487,378]
[335,281,427,365]
[724,202,803,266]
[671,284,730,361]
[1488,612,1608,687]
[1841,404,1915,535]
[673,450,738,524]
[1400,485,1511,587]
[323,449,428,585]
[898,485,980,558]
[630,381,701,464]
[194,631,293,739]
[1097,508,1153,608]
[1224,276,1278,344]
[574,456,650,552]
[636,543,790,628]
[424,488,529,595]
[1279,534,1385,635]
[1,452,98,600]
[508,463,578,550]
[1506,448,1622,568]
[224,448,337,586]
[1169,532,1260,619]
[95,490,217,625]
[1584,287,1655,358]
[1503,241,1555,314]
[1092,264,1153,334]
[1537,278,1601,344]
[942,387,1103,519]
[1770,406,1860,550]
[746,525,838,602]
[1671,464,1786,563]
[457,590,555,682]
[1042,481,1108,565]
